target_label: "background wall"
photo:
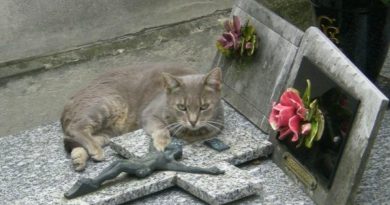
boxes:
[0,0,232,63]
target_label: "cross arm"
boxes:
[161,161,225,175]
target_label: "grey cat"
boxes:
[61,64,224,171]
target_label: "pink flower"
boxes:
[269,89,308,142]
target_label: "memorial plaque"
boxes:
[285,57,360,189]
[211,0,304,133]
[271,27,388,205]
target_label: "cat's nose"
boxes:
[189,121,196,127]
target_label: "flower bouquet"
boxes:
[269,80,325,149]
[216,16,257,59]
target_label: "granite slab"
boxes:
[0,122,120,205]
[128,159,315,205]
[110,130,151,158]
[0,102,272,205]
[177,161,262,205]
[79,172,176,205]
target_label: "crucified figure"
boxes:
[64,142,224,199]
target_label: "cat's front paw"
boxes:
[152,129,171,151]
[153,137,170,151]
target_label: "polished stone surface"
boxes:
[130,159,314,205]
[0,102,272,205]
[1,102,388,205]
[127,110,390,205]
[177,162,262,205]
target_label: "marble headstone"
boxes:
[271,27,389,205]
[211,0,304,133]
[210,1,389,204]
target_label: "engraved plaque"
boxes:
[283,152,317,190]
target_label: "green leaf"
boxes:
[246,26,255,41]
[315,109,325,141]
[302,80,311,107]
[296,134,305,148]
[248,35,256,56]
[246,35,257,56]
[305,119,318,148]
[307,99,318,121]
[242,20,255,41]
[240,40,245,56]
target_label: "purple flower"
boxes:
[224,16,241,37]
[218,31,239,49]
[217,16,242,50]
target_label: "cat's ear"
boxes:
[204,67,222,91]
[162,72,182,93]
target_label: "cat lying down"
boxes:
[61,64,224,171]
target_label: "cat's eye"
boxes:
[200,104,209,111]
[177,104,186,111]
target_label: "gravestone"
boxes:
[0,103,273,205]
[271,27,389,205]
[212,0,304,133]
[211,0,389,204]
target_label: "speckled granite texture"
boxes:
[0,102,272,205]
[126,110,390,205]
[355,110,390,205]
[2,102,388,205]
[130,159,314,205]
[177,162,262,205]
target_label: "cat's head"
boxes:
[162,67,222,131]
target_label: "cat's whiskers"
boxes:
[199,120,223,133]
[172,125,185,137]
[168,120,186,137]
[168,123,181,131]
[206,120,224,127]
[164,122,180,130]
